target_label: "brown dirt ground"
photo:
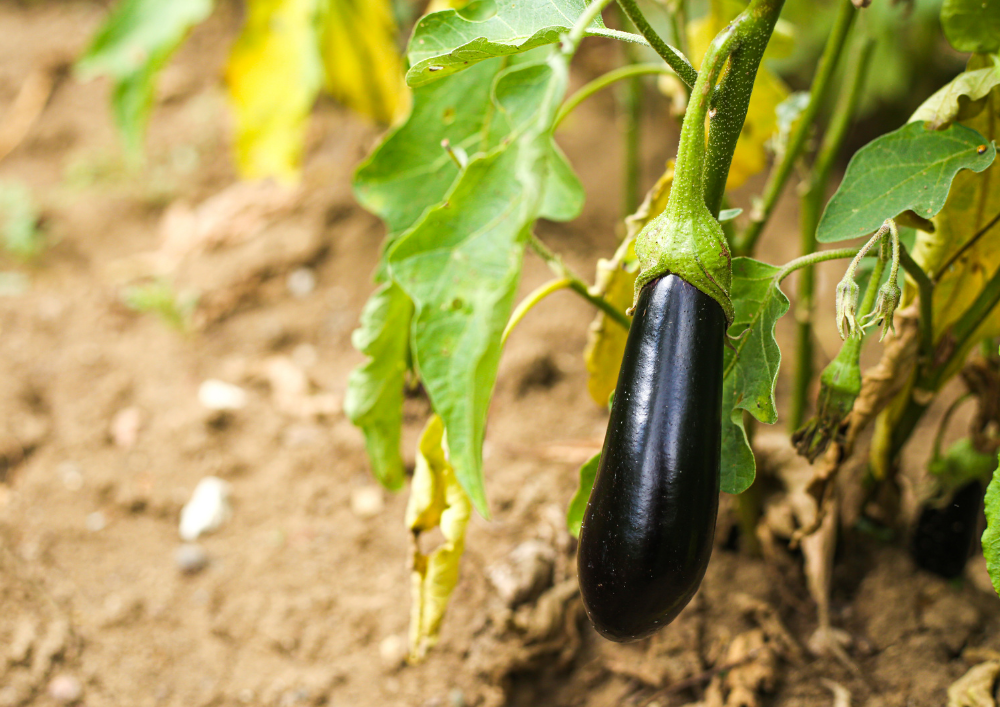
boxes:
[2,3,999,707]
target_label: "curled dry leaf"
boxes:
[406,415,472,662]
[947,660,1000,707]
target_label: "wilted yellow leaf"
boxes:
[226,0,323,182]
[405,415,472,662]
[583,164,673,405]
[906,83,1000,379]
[685,0,790,190]
[320,0,408,125]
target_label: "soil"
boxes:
[1,3,998,707]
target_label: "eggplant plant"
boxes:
[339,0,1000,657]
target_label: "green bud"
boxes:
[792,337,862,461]
[835,276,861,340]
[861,280,901,341]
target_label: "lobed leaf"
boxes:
[405,0,608,87]
[76,0,213,153]
[941,0,1000,53]
[343,283,412,490]
[567,452,600,538]
[388,58,569,518]
[225,0,324,182]
[406,415,472,661]
[721,258,789,494]
[905,76,1000,379]
[817,121,996,243]
[983,448,1000,598]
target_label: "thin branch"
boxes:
[616,0,699,88]
[733,0,857,256]
[702,0,787,217]
[528,234,631,331]
[898,243,934,360]
[555,63,670,128]
[502,279,571,344]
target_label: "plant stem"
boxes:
[528,233,632,330]
[732,0,856,256]
[788,37,873,430]
[502,279,571,345]
[616,0,699,88]
[554,64,669,129]
[702,0,787,218]
[618,4,644,217]
[774,247,859,284]
[567,0,616,51]
[898,244,934,360]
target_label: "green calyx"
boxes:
[792,336,862,462]
[633,25,737,325]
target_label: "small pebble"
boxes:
[351,486,384,518]
[179,476,232,541]
[85,511,106,532]
[291,343,318,368]
[48,674,82,703]
[175,543,209,574]
[449,689,466,707]
[110,406,142,448]
[287,268,316,298]
[58,462,83,491]
[198,380,247,411]
[379,634,407,668]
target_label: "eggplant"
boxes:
[912,480,983,579]
[578,274,726,642]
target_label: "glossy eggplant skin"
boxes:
[578,274,725,642]
[912,480,983,579]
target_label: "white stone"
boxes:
[350,486,384,518]
[197,380,247,411]
[179,477,232,541]
[287,268,316,298]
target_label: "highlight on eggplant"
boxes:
[577,274,726,642]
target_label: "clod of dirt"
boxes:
[179,476,232,541]
[515,354,564,397]
[487,540,556,608]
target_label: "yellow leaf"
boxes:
[583,164,673,405]
[685,0,790,190]
[320,0,408,125]
[226,0,323,182]
[405,414,472,662]
[907,83,1000,380]
[426,0,469,11]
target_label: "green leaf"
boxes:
[76,0,213,153]
[354,55,581,240]
[567,452,599,538]
[225,0,325,182]
[344,282,413,491]
[929,438,997,492]
[982,450,1000,597]
[942,0,1000,53]
[721,258,789,495]
[910,58,1000,130]
[388,58,569,517]
[405,0,610,87]
[817,122,996,243]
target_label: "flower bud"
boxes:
[835,276,861,340]
[862,279,902,341]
